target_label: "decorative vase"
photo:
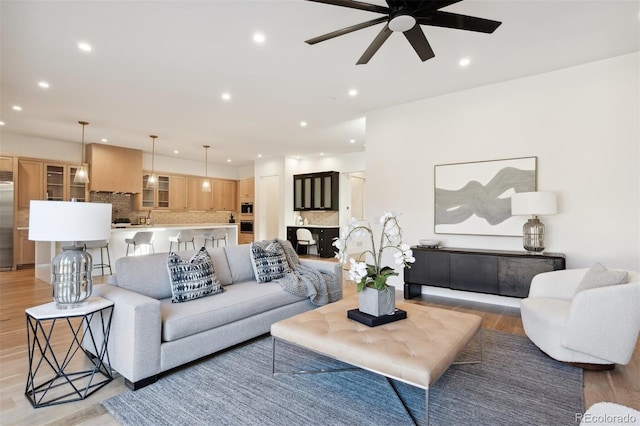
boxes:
[358,286,395,317]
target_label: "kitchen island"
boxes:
[34,223,238,283]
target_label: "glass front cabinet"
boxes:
[45,163,88,202]
[293,171,338,211]
[141,174,170,209]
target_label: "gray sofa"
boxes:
[87,244,342,390]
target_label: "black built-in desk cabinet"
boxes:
[287,226,339,258]
[404,247,565,299]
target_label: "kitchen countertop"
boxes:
[287,225,339,228]
[110,223,238,231]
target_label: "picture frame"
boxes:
[434,157,537,236]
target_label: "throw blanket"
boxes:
[273,239,340,306]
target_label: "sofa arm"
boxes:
[88,284,162,385]
[528,269,587,300]
[299,259,344,301]
[562,282,640,364]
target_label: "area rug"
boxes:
[102,330,583,426]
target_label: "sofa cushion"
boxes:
[575,263,628,295]
[250,239,291,283]
[161,281,307,342]
[114,252,174,299]
[167,247,224,303]
[223,245,255,283]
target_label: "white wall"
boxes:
[366,53,640,285]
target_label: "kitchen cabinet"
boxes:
[17,159,44,210]
[404,247,566,299]
[238,178,254,199]
[86,143,142,193]
[287,226,339,258]
[139,174,170,209]
[16,229,35,266]
[212,179,237,211]
[45,163,88,202]
[293,171,338,211]
[186,177,213,210]
[169,175,187,210]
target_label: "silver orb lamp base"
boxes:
[52,246,93,309]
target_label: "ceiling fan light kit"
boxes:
[305,0,501,64]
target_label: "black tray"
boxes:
[347,308,407,327]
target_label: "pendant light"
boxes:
[73,121,90,184]
[201,145,211,192]
[147,135,158,189]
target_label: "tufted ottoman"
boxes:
[270,295,482,425]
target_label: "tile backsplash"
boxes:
[293,211,339,226]
[89,192,236,224]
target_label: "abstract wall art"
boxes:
[434,157,537,236]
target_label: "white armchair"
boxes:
[520,268,640,369]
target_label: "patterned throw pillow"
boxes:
[167,247,224,303]
[250,239,291,283]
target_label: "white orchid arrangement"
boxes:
[333,212,415,292]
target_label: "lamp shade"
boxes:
[511,191,557,216]
[28,201,112,241]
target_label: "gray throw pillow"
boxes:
[574,263,628,295]
[167,247,224,303]
[250,239,291,283]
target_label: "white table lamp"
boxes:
[511,191,557,253]
[29,200,112,309]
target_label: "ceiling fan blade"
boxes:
[403,25,435,62]
[305,16,388,45]
[415,1,463,13]
[417,11,502,33]
[306,0,389,14]
[356,23,393,65]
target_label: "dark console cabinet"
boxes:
[404,247,565,299]
[287,226,339,258]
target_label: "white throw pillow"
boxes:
[574,263,628,295]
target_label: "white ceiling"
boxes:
[1,1,638,166]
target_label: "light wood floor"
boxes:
[1,268,638,425]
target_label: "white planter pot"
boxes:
[358,286,395,317]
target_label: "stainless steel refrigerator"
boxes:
[0,171,14,270]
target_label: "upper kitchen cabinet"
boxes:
[238,178,254,199]
[169,175,187,210]
[212,179,237,211]
[293,171,339,211]
[45,163,88,202]
[186,177,213,210]
[86,143,142,193]
[17,159,44,210]
[139,173,170,209]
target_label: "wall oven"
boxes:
[240,202,253,214]
[240,220,254,233]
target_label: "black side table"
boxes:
[25,296,114,408]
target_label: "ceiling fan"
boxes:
[305,0,502,64]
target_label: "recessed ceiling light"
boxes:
[253,33,266,44]
[348,89,358,97]
[0,121,5,126]
[257,154,262,158]
[349,139,355,144]
[38,81,50,89]
[101,138,108,143]
[12,105,22,111]
[77,42,92,52]
[173,150,180,154]
[320,153,325,156]
[459,57,471,67]
[221,92,231,101]
[300,121,307,127]
[226,159,232,163]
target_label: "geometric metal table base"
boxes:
[25,298,114,408]
[272,329,482,426]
